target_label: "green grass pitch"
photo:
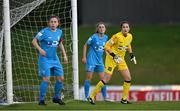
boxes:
[1,101,180,110]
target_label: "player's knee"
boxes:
[56,76,64,82]
[100,76,104,80]
[43,77,50,82]
[99,74,105,80]
[103,74,111,83]
[86,73,93,80]
[125,76,131,81]
[86,77,92,81]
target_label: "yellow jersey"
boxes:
[104,32,133,58]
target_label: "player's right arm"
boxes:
[82,43,88,64]
[32,30,46,56]
[32,38,46,56]
[82,36,93,64]
[104,35,121,63]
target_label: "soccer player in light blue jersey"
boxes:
[82,22,108,101]
[32,15,68,105]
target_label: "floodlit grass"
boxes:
[78,24,180,85]
[1,100,180,110]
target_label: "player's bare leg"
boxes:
[86,72,93,80]
[43,77,50,82]
[99,72,104,80]
[39,77,50,105]
[52,76,65,105]
[119,69,132,104]
[103,73,112,83]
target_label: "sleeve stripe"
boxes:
[59,38,63,42]
[37,32,42,36]
[35,32,43,39]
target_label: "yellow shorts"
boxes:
[104,54,128,75]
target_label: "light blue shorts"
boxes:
[86,64,104,73]
[38,60,64,77]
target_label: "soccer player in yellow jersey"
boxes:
[88,21,137,104]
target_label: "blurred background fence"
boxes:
[78,0,180,25]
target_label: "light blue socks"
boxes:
[53,81,63,99]
[39,81,49,101]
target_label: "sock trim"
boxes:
[124,80,131,83]
[101,80,106,85]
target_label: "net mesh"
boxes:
[0,0,74,103]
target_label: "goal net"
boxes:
[0,0,77,103]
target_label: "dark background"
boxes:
[78,0,180,26]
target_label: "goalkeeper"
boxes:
[88,21,137,104]
[32,15,68,105]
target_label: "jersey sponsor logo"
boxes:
[47,41,59,47]
[95,46,104,51]
[118,46,128,51]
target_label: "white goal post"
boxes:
[71,0,79,100]
[1,0,79,105]
[3,0,13,104]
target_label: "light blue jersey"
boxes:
[86,33,108,72]
[35,27,64,77]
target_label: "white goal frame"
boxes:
[2,0,79,105]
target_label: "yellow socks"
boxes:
[90,80,105,100]
[122,81,131,100]
[90,80,130,100]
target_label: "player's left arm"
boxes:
[127,44,132,53]
[127,44,137,64]
[59,40,68,64]
[104,36,109,55]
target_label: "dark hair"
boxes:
[120,21,130,27]
[48,15,60,23]
[96,22,106,33]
